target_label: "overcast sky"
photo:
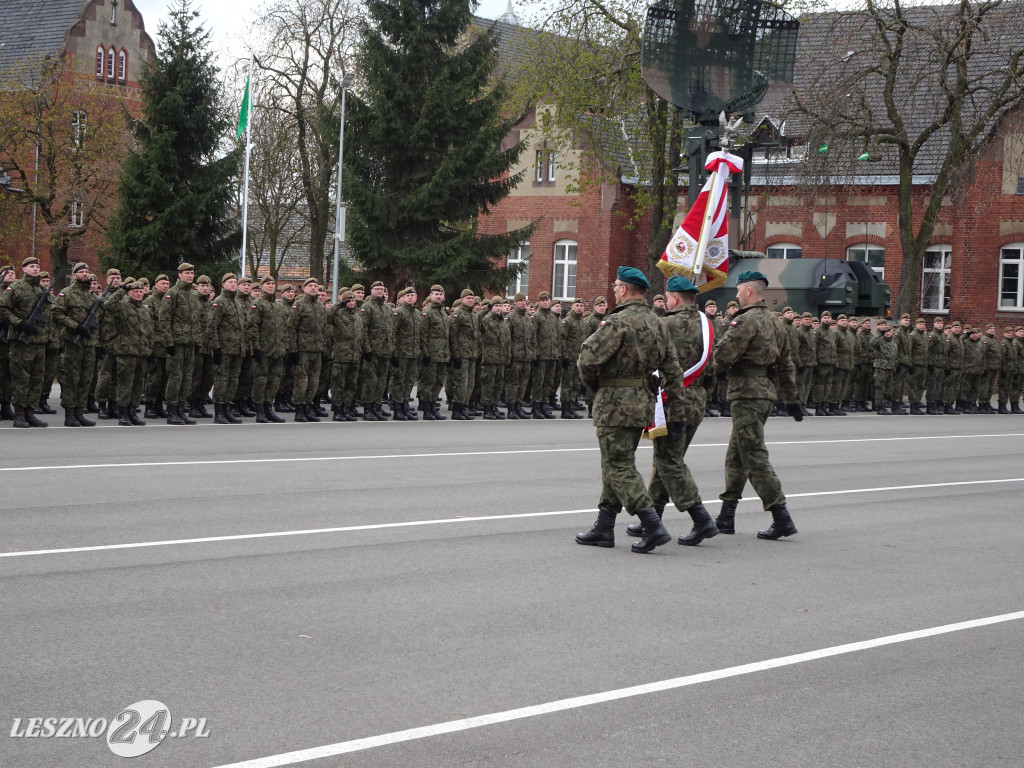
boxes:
[131,0,525,69]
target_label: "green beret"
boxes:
[72,262,90,273]
[616,266,649,289]
[430,284,445,293]
[154,274,169,284]
[665,276,698,293]
[177,262,195,272]
[736,270,769,286]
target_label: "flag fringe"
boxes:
[657,259,728,294]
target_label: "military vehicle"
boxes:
[701,255,891,317]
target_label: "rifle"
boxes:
[72,282,114,348]
[16,285,54,345]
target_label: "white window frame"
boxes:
[118,50,127,82]
[552,239,577,301]
[71,110,86,148]
[95,47,105,80]
[847,243,885,278]
[107,47,115,80]
[535,149,556,183]
[507,243,529,296]
[999,243,1024,310]
[70,200,84,228]
[766,242,802,259]
[920,245,951,313]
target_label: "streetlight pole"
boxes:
[331,72,355,303]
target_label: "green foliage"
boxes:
[344,0,533,295]
[104,0,241,280]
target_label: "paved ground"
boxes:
[2,411,1023,767]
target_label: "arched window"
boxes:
[847,243,885,277]
[118,50,127,83]
[95,46,105,79]
[921,245,951,313]
[507,243,529,296]
[766,242,802,259]
[999,244,1024,309]
[107,47,116,80]
[552,240,577,300]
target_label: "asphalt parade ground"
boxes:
[2,412,1024,767]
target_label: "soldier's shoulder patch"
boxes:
[599,321,607,327]
[57,292,65,297]
[212,302,218,307]
[422,312,427,316]
[452,313,458,318]
[5,286,11,291]
[730,320,738,326]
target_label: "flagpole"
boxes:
[239,57,254,277]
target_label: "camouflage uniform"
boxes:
[872,329,898,410]
[158,278,202,410]
[797,320,816,406]
[103,288,152,412]
[210,287,248,406]
[329,296,364,413]
[979,329,1000,411]
[359,293,391,408]
[926,325,947,411]
[714,300,799,512]
[290,291,328,408]
[51,278,100,411]
[960,332,982,410]
[478,303,508,414]
[1012,331,1024,411]
[417,298,450,415]
[506,303,535,411]
[448,298,480,412]
[833,321,855,408]
[189,281,215,411]
[251,289,288,411]
[892,320,913,407]
[578,297,685,517]
[998,331,1017,411]
[811,319,836,410]
[559,306,585,406]
[0,274,51,410]
[530,302,560,407]
[908,325,929,410]
[943,329,964,412]
[142,287,169,413]
[392,300,421,415]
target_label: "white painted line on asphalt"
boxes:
[3,432,1024,473]
[3,476,1023,560]
[209,610,1024,768]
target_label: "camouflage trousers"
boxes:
[392,357,419,403]
[95,351,117,401]
[418,360,447,403]
[797,366,814,404]
[720,398,786,511]
[212,353,242,404]
[164,343,195,406]
[293,351,322,405]
[331,361,360,407]
[60,343,96,408]
[252,354,285,404]
[8,342,46,408]
[560,357,581,402]
[873,368,894,403]
[926,367,945,405]
[596,425,653,515]
[479,363,505,407]
[360,355,389,404]
[191,352,214,403]
[237,354,254,401]
[811,364,834,403]
[43,345,58,398]
[449,358,477,405]
[908,364,928,405]
[531,359,557,402]
[943,369,963,405]
[960,373,979,405]
[978,370,997,406]
[997,371,1017,404]
[115,355,147,407]
[317,354,332,398]
[0,342,10,401]
[145,355,168,404]
[507,361,531,405]
[649,393,705,511]
[831,367,852,404]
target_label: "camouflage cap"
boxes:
[727,300,739,308]
[154,274,169,284]
[39,271,50,279]
[820,310,832,319]
[489,296,502,306]
[260,276,275,286]
[513,292,526,301]
[1004,326,1015,333]
[537,291,551,300]
[281,283,295,291]
[429,284,444,292]
[460,288,474,298]
[915,317,926,324]
[780,306,793,313]
[351,283,365,292]
[801,312,812,318]
[196,275,212,285]
[303,277,318,287]
[878,321,891,330]
[222,272,237,283]
[340,290,354,301]
[106,268,121,277]
[951,319,962,327]
[900,313,911,319]
[177,262,195,272]
[136,277,150,286]
[71,261,89,273]
[396,287,411,299]
[653,294,664,302]
[836,314,847,320]
[592,295,606,305]
[238,275,253,284]
[371,280,384,288]
[21,256,39,267]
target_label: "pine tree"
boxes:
[104,0,240,279]
[345,0,532,293]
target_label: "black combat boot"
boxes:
[24,406,46,427]
[188,400,204,419]
[293,403,308,422]
[506,402,520,420]
[301,404,319,422]
[631,507,672,553]
[715,500,738,534]
[362,403,379,421]
[910,402,925,415]
[128,406,146,426]
[264,402,285,423]
[831,402,847,416]
[877,402,891,415]
[431,402,446,420]
[719,402,731,417]
[1012,402,1024,415]
[214,403,229,424]
[74,407,96,427]
[518,402,532,419]
[118,405,133,426]
[256,403,270,423]
[891,401,907,415]
[627,505,663,537]
[64,408,82,427]
[758,504,798,540]
[166,404,186,425]
[587,403,593,418]
[945,403,960,415]
[393,403,409,421]
[37,395,56,414]
[377,401,392,418]
[998,402,1010,414]
[0,401,15,420]
[313,397,328,417]
[237,398,257,418]
[145,400,160,419]
[814,401,829,416]
[678,502,720,546]
[331,405,345,422]
[344,404,357,421]
[97,400,112,419]
[406,402,418,420]
[156,399,169,418]
[12,405,31,428]
[85,396,99,413]
[482,405,496,420]
[561,404,580,419]
[492,404,505,420]
[274,394,293,413]
[421,399,435,420]
[531,402,545,419]
[451,403,467,421]
[800,403,810,416]
[541,402,556,419]
[575,506,617,548]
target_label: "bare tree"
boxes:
[253,0,361,282]
[791,0,1024,314]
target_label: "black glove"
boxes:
[166,345,176,356]
[75,325,92,339]
[562,358,570,367]
[452,357,462,369]
[786,402,804,422]
[96,346,105,360]
[389,355,398,367]
[531,358,540,369]
[253,349,264,362]
[362,351,372,363]
[287,351,299,365]
[421,356,430,366]
[667,421,686,442]
[212,348,223,365]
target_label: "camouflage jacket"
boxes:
[909,328,929,366]
[559,310,586,361]
[872,334,898,370]
[103,289,152,357]
[329,303,363,363]
[980,333,1001,371]
[1013,337,1024,375]
[143,291,167,357]
[0,275,51,346]
[393,303,420,358]
[797,325,817,367]
[713,300,798,403]
[578,297,685,428]
[448,301,480,359]
[815,325,838,365]
[927,329,947,368]
[945,333,964,370]
[157,279,203,347]
[894,325,913,365]
[291,293,327,353]
[963,336,983,375]
[419,300,450,362]
[835,326,855,370]
[252,293,288,358]
[196,293,214,354]
[662,305,709,410]
[532,306,560,360]
[999,337,1017,372]
[360,295,391,356]
[51,279,100,347]
[479,310,508,365]
[210,289,247,355]
[508,306,535,362]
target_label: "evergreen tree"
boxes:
[345,0,532,294]
[104,0,240,279]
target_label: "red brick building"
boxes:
[0,0,155,278]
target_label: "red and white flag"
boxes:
[645,312,715,439]
[659,150,743,293]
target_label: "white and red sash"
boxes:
[645,312,715,439]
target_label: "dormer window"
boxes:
[110,0,118,25]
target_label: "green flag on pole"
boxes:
[817,143,828,154]
[237,75,250,139]
[857,151,870,160]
